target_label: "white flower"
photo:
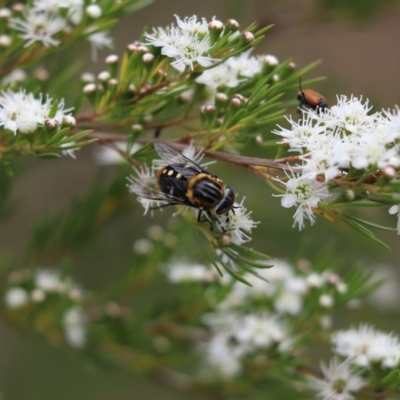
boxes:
[127,166,167,215]
[217,197,258,244]
[10,9,66,47]
[200,333,243,379]
[275,290,303,315]
[273,113,325,150]
[4,287,29,308]
[174,14,209,36]
[309,358,365,400]
[331,324,400,368]
[367,264,400,309]
[63,307,86,348]
[33,0,84,24]
[180,141,209,165]
[0,89,72,135]
[60,142,78,159]
[272,95,400,182]
[274,173,330,230]
[133,238,153,254]
[327,95,375,135]
[164,32,216,72]
[86,28,114,61]
[195,63,241,91]
[389,204,400,234]
[195,50,265,92]
[226,50,263,78]
[34,269,64,292]
[165,261,215,283]
[94,142,142,165]
[1,69,27,87]
[144,15,218,72]
[306,272,325,288]
[234,314,287,348]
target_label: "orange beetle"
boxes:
[297,78,328,113]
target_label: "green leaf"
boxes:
[44,127,70,146]
[59,130,93,145]
[124,0,154,13]
[56,138,98,150]
[225,109,248,129]
[342,213,394,231]
[213,258,252,286]
[378,369,400,388]
[330,200,385,208]
[48,100,59,118]
[228,243,273,267]
[336,214,390,249]
[36,153,61,159]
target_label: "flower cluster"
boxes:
[143,15,220,72]
[195,50,278,92]
[275,97,400,177]
[4,268,86,348]
[2,1,112,57]
[214,259,347,317]
[332,324,400,369]
[273,96,400,230]
[164,260,216,283]
[309,358,366,400]
[0,89,72,135]
[128,143,258,243]
[199,313,291,379]
[274,172,330,230]
[198,259,352,379]
[310,324,400,399]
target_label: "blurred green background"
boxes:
[1,0,400,399]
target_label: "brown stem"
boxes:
[86,131,301,174]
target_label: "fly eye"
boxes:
[215,187,235,215]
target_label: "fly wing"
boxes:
[128,174,191,205]
[154,143,208,173]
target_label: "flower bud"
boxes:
[345,189,355,201]
[5,287,28,308]
[382,166,396,178]
[108,78,118,86]
[106,54,119,64]
[201,104,216,114]
[98,70,111,82]
[31,289,45,303]
[34,68,49,81]
[208,19,224,44]
[106,54,119,77]
[11,3,24,13]
[131,123,143,132]
[63,115,76,128]
[0,34,11,47]
[225,19,240,32]
[142,53,154,63]
[0,8,11,18]
[45,118,59,130]
[242,31,255,42]
[81,72,95,83]
[319,294,334,308]
[86,4,102,18]
[230,97,242,107]
[216,93,228,103]
[263,54,279,67]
